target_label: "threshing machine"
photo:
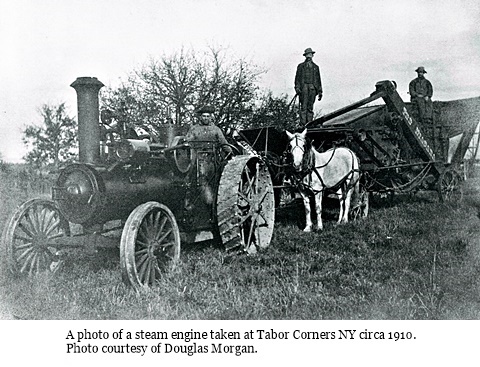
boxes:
[240,80,480,217]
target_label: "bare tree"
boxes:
[22,103,77,169]
[137,48,203,125]
[197,47,261,132]
[101,46,264,135]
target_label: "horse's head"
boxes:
[286,129,308,172]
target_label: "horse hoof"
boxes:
[303,227,312,233]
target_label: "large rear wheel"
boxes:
[120,202,181,290]
[216,156,275,253]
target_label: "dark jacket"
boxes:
[185,124,232,154]
[295,60,322,95]
[409,77,433,100]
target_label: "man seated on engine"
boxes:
[185,105,233,158]
[185,105,233,205]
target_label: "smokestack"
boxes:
[71,77,104,164]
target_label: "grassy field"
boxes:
[1,168,479,320]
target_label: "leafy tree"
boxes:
[248,92,300,131]
[101,46,264,135]
[22,103,77,169]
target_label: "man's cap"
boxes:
[303,48,315,56]
[195,105,215,114]
[415,66,427,73]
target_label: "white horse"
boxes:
[286,129,361,232]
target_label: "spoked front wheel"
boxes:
[120,202,181,290]
[3,199,70,276]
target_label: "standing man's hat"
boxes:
[303,48,315,56]
[195,105,215,114]
[415,66,427,73]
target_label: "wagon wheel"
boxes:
[120,202,181,290]
[216,156,275,253]
[350,186,369,221]
[437,168,463,203]
[2,199,70,276]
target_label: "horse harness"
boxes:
[288,135,361,196]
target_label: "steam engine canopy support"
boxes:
[71,77,104,164]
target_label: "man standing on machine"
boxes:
[295,47,323,125]
[409,66,434,123]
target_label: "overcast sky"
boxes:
[1,0,480,162]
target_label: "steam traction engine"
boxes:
[2,77,275,289]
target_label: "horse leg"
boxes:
[342,188,354,224]
[314,192,323,231]
[336,189,345,224]
[300,191,313,232]
[344,172,361,222]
